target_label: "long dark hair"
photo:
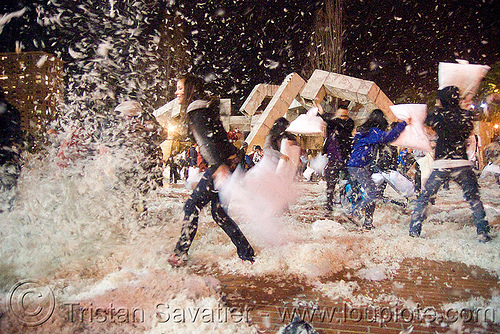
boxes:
[357,109,388,133]
[178,74,212,108]
[268,117,291,151]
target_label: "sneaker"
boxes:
[363,222,375,231]
[167,253,187,267]
[477,233,491,243]
[409,230,420,238]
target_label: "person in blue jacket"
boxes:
[346,109,407,229]
[168,74,255,266]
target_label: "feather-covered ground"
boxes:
[1,1,499,333]
[0,153,499,333]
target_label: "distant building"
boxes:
[0,51,64,143]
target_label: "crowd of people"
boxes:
[163,72,497,268]
[309,89,492,243]
[2,68,495,267]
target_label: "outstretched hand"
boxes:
[313,97,324,115]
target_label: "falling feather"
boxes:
[0,7,27,34]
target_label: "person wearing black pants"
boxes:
[315,100,355,210]
[168,74,255,266]
[346,110,407,229]
[409,86,491,242]
[174,165,253,260]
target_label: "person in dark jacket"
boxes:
[409,86,491,242]
[315,101,355,210]
[0,91,22,193]
[188,143,197,167]
[165,155,180,183]
[346,109,407,229]
[168,74,255,266]
[238,142,253,171]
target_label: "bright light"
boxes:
[494,124,499,130]
[480,102,487,108]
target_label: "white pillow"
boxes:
[114,100,142,117]
[389,104,432,152]
[286,107,326,135]
[438,60,490,99]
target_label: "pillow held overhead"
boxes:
[286,107,326,135]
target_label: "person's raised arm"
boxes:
[314,97,325,115]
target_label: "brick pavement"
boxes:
[208,258,500,333]
[185,179,500,333]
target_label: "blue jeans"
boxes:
[174,165,255,260]
[348,165,381,225]
[410,166,489,236]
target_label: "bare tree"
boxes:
[154,8,192,107]
[304,0,344,77]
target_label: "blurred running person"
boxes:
[168,74,255,266]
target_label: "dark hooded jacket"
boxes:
[320,114,355,162]
[425,86,474,160]
[186,99,238,169]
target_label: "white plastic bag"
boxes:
[303,166,315,181]
[185,166,203,190]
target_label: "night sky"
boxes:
[343,0,500,102]
[1,0,499,108]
